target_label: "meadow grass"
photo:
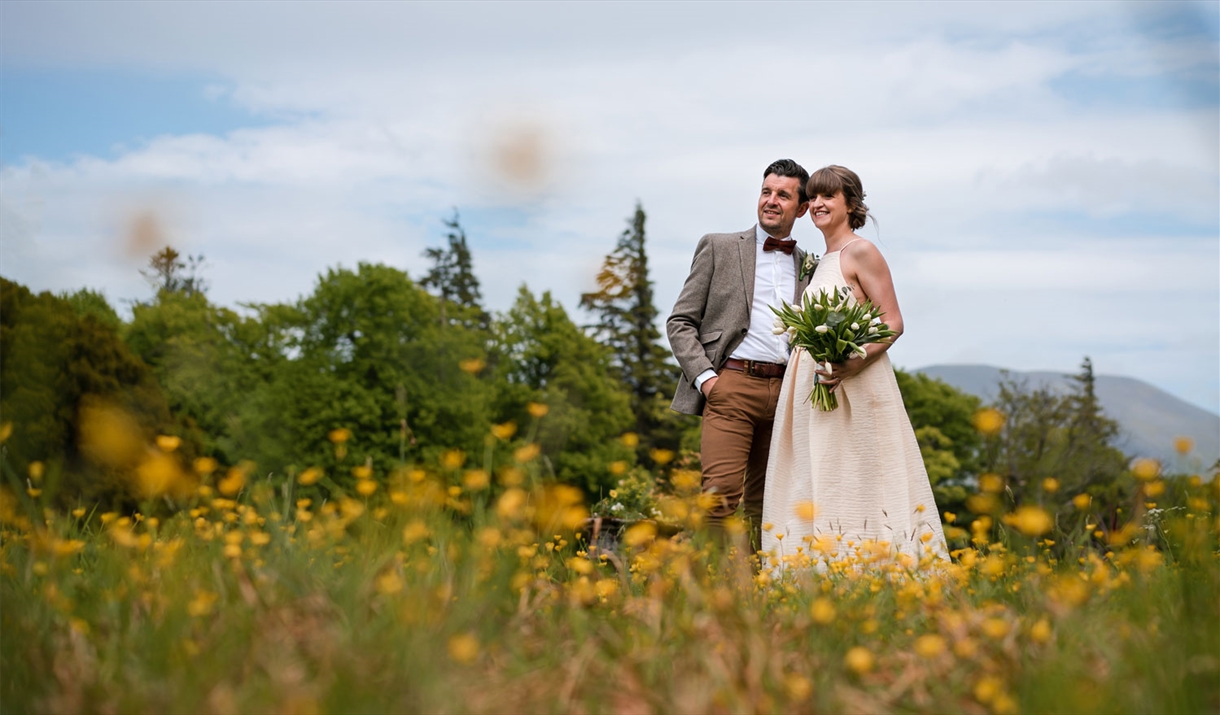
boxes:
[1,446,1217,714]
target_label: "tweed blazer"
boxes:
[666,226,812,415]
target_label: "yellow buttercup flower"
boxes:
[155,435,181,452]
[794,501,818,522]
[844,646,874,674]
[526,402,549,418]
[913,634,946,658]
[513,444,541,463]
[447,633,480,663]
[458,358,485,374]
[1003,505,1054,537]
[1131,458,1160,481]
[972,408,1006,436]
[328,428,352,444]
[490,421,517,440]
[809,597,835,625]
[298,468,322,486]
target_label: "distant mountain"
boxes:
[913,364,1219,471]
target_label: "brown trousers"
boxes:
[700,368,784,548]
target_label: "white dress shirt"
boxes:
[694,225,797,390]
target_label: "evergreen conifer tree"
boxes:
[579,203,679,451]
[421,209,486,329]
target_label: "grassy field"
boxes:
[2,433,1218,714]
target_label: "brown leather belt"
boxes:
[722,358,786,379]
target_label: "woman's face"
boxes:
[809,190,849,231]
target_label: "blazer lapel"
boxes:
[739,227,756,315]
[793,247,811,302]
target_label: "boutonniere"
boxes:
[799,252,820,281]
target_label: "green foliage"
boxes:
[490,286,635,494]
[0,278,180,507]
[895,369,982,514]
[59,288,123,333]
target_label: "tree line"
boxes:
[1,205,1175,534]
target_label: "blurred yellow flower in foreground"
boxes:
[1042,477,1060,493]
[1072,493,1091,509]
[0,422,10,444]
[193,457,218,476]
[355,480,378,497]
[609,461,628,476]
[844,646,874,674]
[1143,480,1166,498]
[513,444,541,463]
[913,634,946,658]
[79,400,143,468]
[972,408,1006,436]
[809,597,835,625]
[458,358,486,374]
[496,488,528,521]
[463,469,490,490]
[623,522,657,548]
[298,468,322,486]
[649,448,675,466]
[328,428,351,444]
[155,435,181,452]
[1174,436,1194,454]
[526,402,549,418]
[490,421,517,440]
[978,473,1004,493]
[794,501,818,522]
[620,432,639,448]
[1004,505,1054,537]
[1131,458,1160,482]
[403,521,430,544]
[448,633,480,663]
[135,452,190,499]
[440,450,466,470]
[28,461,44,483]
[218,465,249,497]
[352,465,372,480]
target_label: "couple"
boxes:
[666,159,947,569]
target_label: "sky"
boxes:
[1,1,1217,414]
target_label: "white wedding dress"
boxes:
[760,245,948,570]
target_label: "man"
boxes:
[666,159,812,549]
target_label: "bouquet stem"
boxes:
[810,383,839,411]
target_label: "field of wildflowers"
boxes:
[2,413,1218,714]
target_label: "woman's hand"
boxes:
[815,354,868,393]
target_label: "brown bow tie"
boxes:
[763,237,797,255]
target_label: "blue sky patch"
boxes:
[0,68,275,164]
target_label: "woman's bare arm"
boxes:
[816,240,903,388]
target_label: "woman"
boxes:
[760,165,947,570]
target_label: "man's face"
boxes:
[757,174,808,238]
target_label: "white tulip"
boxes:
[786,327,798,343]
[871,317,882,325]
[813,304,824,311]
[850,322,859,331]
[868,327,879,335]
[814,325,829,334]
[772,318,786,335]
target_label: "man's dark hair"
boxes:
[763,159,810,203]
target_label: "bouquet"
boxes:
[771,286,897,411]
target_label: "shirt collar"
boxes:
[756,224,796,246]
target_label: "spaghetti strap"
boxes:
[835,238,864,254]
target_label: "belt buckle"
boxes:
[742,359,758,377]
